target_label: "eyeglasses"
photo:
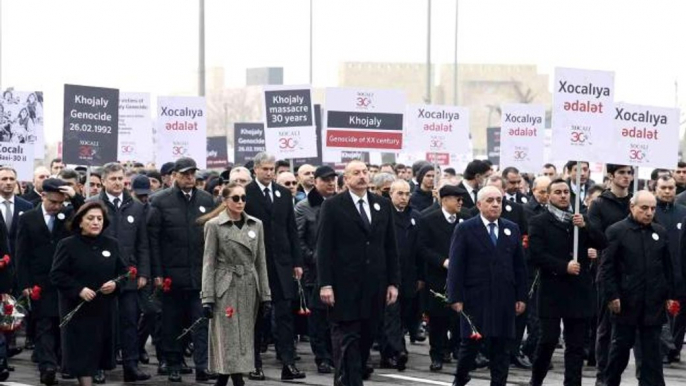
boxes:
[229,195,246,203]
[283,181,297,187]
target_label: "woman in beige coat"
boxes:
[200,182,271,386]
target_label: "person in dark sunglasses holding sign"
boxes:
[199,182,271,386]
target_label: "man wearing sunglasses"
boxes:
[277,172,304,205]
[244,152,305,381]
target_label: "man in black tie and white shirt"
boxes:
[458,160,492,209]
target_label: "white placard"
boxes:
[1,89,44,159]
[118,92,152,163]
[611,103,679,169]
[155,96,207,169]
[404,104,470,157]
[499,104,545,173]
[552,68,615,162]
[262,85,317,159]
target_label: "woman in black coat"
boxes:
[50,201,126,386]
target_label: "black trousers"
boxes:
[454,337,511,386]
[427,296,459,361]
[305,287,332,366]
[161,290,207,371]
[253,302,271,369]
[118,290,140,368]
[137,284,162,359]
[531,317,587,386]
[271,298,296,366]
[34,316,60,372]
[331,318,377,386]
[671,298,686,354]
[510,311,528,358]
[606,323,663,386]
[380,299,405,359]
[521,287,541,359]
[595,298,613,384]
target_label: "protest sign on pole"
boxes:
[62,84,119,166]
[118,92,152,163]
[499,104,545,173]
[611,103,679,169]
[404,104,470,155]
[234,123,266,166]
[263,85,317,159]
[292,105,323,168]
[486,127,501,167]
[207,136,229,169]
[0,89,44,159]
[325,88,405,151]
[155,96,207,169]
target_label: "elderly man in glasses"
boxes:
[277,172,305,205]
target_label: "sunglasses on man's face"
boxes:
[283,181,297,186]
[228,195,247,203]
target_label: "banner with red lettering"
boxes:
[325,88,405,151]
[404,104,470,157]
[499,104,545,173]
[552,67,615,162]
[155,96,207,169]
[610,103,679,168]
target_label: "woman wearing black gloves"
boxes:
[200,182,271,386]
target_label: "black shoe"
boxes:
[168,370,182,383]
[180,360,193,374]
[397,352,408,372]
[184,342,194,357]
[40,368,57,385]
[61,372,75,380]
[474,353,490,369]
[317,362,334,374]
[429,360,443,372]
[157,361,169,375]
[0,368,7,383]
[196,369,219,382]
[93,370,106,384]
[124,367,151,382]
[281,365,306,380]
[511,351,532,369]
[362,365,374,380]
[380,357,398,369]
[669,353,681,363]
[139,351,150,364]
[248,368,265,381]
[442,352,453,363]
[116,350,123,365]
[230,373,245,386]
[24,338,35,350]
[415,327,427,342]
[7,347,22,358]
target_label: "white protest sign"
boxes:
[156,96,207,169]
[262,85,317,159]
[499,104,545,173]
[118,92,152,163]
[404,104,470,157]
[611,103,679,168]
[0,89,44,159]
[325,88,405,151]
[552,68,614,162]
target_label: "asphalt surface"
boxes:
[3,336,686,386]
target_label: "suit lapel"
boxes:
[472,218,496,252]
[342,193,370,234]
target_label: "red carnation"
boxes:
[1,255,9,265]
[304,308,312,316]
[3,303,13,316]
[225,307,234,318]
[128,266,138,279]
[522,235,529,249]
[162,278,172,293]
[669,300,681,316]
[30,286,42,301]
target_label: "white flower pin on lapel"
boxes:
[199,206,206,213]
[248,230,256,239]
[127,215,135,223]
[504,228,511,236]
[57,213,65,220]
[411,218,416,226]
[652,233,659,241]
[275,190,282,198]
[102,250,111,257]
[505,205,512,212]
[373,203,381,211]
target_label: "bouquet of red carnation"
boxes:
[669,300,681,317]
[0,255,10,269]
[30,285,42,301]
[148,277,172,301]
[522,235,529,249]
[295,279,311,316]
[60,266,137,328]
[177,305,235,340]
[0,295,26,332]
[460,312,482,340]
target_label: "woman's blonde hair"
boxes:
[196,182,244,224]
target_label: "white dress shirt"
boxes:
[256,180,274,202]
[442,208,457,223]
[480,215,498,240]
[349,190,372,225]
[463,182,477,203]
[106,192,123,207]
[41,205,53,228]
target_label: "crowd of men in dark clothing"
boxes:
[1,155,686,386]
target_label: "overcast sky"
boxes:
[2,0,685,143]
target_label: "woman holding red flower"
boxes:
[199,183,271,386]
[50,201,126,386]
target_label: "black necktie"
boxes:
[358,199,371,230]
[185,193,192,202]
[113,197,120,209]
[472,190,477,204]
[264,188,273,204]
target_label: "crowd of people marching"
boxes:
[0,154,685,386]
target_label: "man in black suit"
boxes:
[564,161,592,213]
[502,167,529,205]
[244,152,305,381]
[459,160,492,209]
[15,179,73,385]
[20,166,50,207]
[317,160,400,386]
[448,185,527,386]
[523,176,550,220]
[528,179,600,386]
[419,185,469,372]
[0,167,33,253]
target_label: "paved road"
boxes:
[3,337,686,386]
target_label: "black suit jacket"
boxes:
[316,191,400,322]
[459,181,478,209]
[419,208,466,292]
[0,195,33,254]
[20,189,41,207]
[245,181,303,300]
[15,205,72,317]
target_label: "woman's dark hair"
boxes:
[69,201,110,234]
[220,182,243,199]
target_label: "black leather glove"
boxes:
[202,303,214,319]
[260,301,272,315]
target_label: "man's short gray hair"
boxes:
[229,166,252,182]
[101,162,124,179]
[477,185,502,202]
[253,152,276,167]
[372,172,396,188]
